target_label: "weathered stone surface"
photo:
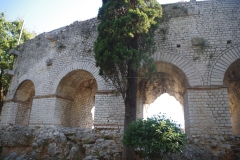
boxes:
[0,126,123,159]
[0,126,240,159]
[0,0,239,136]
[0,0,240,159]
[4,152,18,160]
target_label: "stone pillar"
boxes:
[53,97,73,126]
[29,95,56,126]
[136,93,144,119]
[0,101,18,125]
[143,104,150,119]
[94,91,125,129]
[184,86,232,136]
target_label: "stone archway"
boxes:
[209,45,240,85]
[224,59,240,135]
[138,62,189,131]
[54,70,97,128]
[14,80,35,125]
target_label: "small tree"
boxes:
[122,113,186,160]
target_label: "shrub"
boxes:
[122,113,186,159]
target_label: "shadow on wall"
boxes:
[54,70,97,128]
[224,59,240,135]
[14,80,35,126]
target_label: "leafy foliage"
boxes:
[94,0,162,99]
[94,2,162,158]
[122,113,186,159]
[0,12,35,111]
[197,38,209,53]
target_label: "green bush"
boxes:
[122,113,186,159]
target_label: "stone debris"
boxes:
[0,126,122,160]
[1,126,240,159]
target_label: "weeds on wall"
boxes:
[192,37,209,52]
[192,37,210,61]
[80,26,91,40]
[158,27,169,41]
[87,49,92,53]
[57,43,66,51]
[198,38,209,52]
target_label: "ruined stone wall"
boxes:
[224,59,240,135]
[70,81,96,128]
[184,87,232,136]
[153,0,240,86]
[94,93,125,129]
[0,102,17,125]
[0,0,239,138]
[15,102,31,126]
[54,97,72,126]
[1,126,240,160]
[29,97,56,126]
[0,0,239,159]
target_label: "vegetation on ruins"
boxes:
[193,37,209,53]
[0,12,35,113]
[94,0,162,158]
[122,113,186,160]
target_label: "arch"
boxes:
[141,61,189,105]
[52,61,106,93]
[13,80,35,125]
[153,52,202,86]
[223,59,240,135]
[208,45,240,85]
[54,69,97,128]
[138,61,188,132]
[9,74,38,100]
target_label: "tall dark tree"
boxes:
[0,12,35,113]
[94,1,162,159]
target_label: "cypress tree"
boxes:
[94,1,162,159]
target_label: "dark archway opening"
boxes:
[14,80,35,125]
[224,59,240,135]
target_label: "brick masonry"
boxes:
[0,0,239,136]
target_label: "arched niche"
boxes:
[55,70,97,128]
[223,59,240,135]
[138,61,189,130]
[14,80,35,125]
[139,61,189,105]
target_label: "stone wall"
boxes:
[54,97,72,126]
[0,126,240,160]
[224,59,240,135]
[94,93,125,129]
[29,97,56,126]
[15,102,31,126]
[70,81,96,128]
[0,0,239,138]
[184,87,232,136]
[0,102,17,125]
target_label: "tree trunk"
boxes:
[122,68,137,160]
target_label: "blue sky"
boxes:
[0,0,190,34]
